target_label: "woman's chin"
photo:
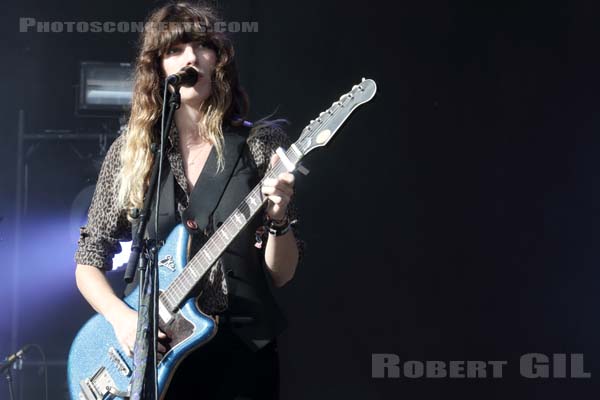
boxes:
[179,88,210,107]
[179,94,208,109]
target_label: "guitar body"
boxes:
[68,225,217,399]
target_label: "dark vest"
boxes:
[145,123,286,351]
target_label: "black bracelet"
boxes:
[267,217,291,236]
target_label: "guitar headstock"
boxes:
[295,78,377,156]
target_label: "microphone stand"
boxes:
[124,83,181,400]
[2,365,15,400]
[2,346,27,400]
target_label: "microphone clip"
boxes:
[1,345,32,374]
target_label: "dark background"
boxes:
[1,0,600,399]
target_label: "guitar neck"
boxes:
[159,77,377,312]
[160,145,303,311]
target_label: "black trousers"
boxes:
[164,326,279,399]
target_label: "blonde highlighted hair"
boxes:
[117,2,248,211]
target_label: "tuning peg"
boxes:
[361,77,365,82]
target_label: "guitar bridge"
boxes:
[79,366,118,400]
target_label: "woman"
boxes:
[74,2,301,398]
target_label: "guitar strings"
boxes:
[160,85,362,309]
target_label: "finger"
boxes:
[271,182,294,197]
[267,194,289,205]
[119,339,130,355]
[262,184,294,199]
[278,172,295,185]
[261,186,272,197]
[158,330,167,339]
[263,188,291,203]
[263,177,293,195]
[269,153,279,168]
[261,186,291,196]
[157,343,167,354]
[263,177,278,187]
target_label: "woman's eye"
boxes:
[166,46,181,55]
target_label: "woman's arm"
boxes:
[261,164,300,287]
[263,227,299,287]
[75,264,139,355]
[248,122,304,287]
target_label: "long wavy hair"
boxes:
[117,1,249,211]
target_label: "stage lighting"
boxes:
[78,61,133,113]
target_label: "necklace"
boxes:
[185,143,211,166]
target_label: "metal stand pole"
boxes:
[11,110,25,400]
[4,368,16,400]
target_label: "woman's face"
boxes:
[161,41,217,107]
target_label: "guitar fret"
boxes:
[182,271,193,289]
[247,194,259,208]
[172,283,182,300]
[160,293,173,311]
[290,145,303,160]
[225,221,236,236]
[234,211,244,225]
[221,230,230,240]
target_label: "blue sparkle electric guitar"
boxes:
[67,78,377,399]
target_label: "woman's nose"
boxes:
[183,44,197,65]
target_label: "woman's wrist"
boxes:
[266,214,291,236]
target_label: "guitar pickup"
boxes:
[108,347,132,377]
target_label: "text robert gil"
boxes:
[372,353,590,379]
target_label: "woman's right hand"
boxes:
[75,265,168,356]
[108,305,169,356]
[108,306,139,357]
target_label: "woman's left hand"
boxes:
[262,153,295,221]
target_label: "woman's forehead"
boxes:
[155,30,211,52]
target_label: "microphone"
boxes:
[0,345,32,373]
[166,66,199,88]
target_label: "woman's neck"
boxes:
[174,103,209,147]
